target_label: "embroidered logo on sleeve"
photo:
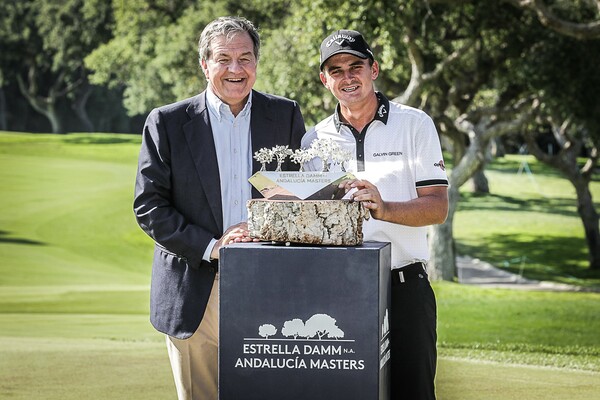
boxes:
[434,160,446,171]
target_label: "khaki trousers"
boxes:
[166,275,219,400]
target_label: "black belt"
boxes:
[391,262,427,285]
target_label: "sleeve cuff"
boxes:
[203,238,218,262]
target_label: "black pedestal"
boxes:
[219,241,391,400]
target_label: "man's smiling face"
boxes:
[320,53,378,108]
[201,31,257,114]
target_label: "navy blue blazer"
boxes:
[134,90,305,339]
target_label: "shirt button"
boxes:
[234,200,239,205]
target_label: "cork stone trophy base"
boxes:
[247,198,368,246]
[247,171,369,246]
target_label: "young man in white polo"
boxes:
[302,29,449,400]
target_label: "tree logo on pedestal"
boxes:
[257,313,345,341]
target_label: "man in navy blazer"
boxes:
[133,16,305,400]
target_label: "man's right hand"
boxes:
[210,222,256,260]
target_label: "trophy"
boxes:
[247,139,369,246]
[248,139,355,200]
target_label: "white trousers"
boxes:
[165,275,219,400]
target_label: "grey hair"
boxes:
[198,16,260,65]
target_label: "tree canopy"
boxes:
[1,0,113,132]
[2,0,599,272]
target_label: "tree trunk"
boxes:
[72,83,94,132]
[428,222,456,281]
[0,87,7,131]
[525,127,600,270]
[574,180,600,269]
[428,123,489,281]
[470,140,492,193]
[469,166,490,194]
[428,183,460,281]
[45,103,64,133]
[490,136,506,157]
[17,71,67,133]
[429,103,534,281]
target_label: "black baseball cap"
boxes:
[319,30,374,70]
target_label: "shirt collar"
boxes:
[334,91,390,132]
[206,88,253,121]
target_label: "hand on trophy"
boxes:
[211,222,258,259]
[340,179,384,219]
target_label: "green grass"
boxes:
[454,155,600,287]
[436,358,599,400]
[435,282,600,371]
[0,132,169,398]
[0,335,173,399]
[0,132,599,399]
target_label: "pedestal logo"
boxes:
[233,313,367,371]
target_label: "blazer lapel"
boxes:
[183,93,224,233]
[250,91,276,174]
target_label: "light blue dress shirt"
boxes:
[202,89,253,260]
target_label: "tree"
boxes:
[504,0,600,40]
[526,120,600,270]
[258,0,400,125]
[1,0,113,133]
[281,318,307,339]
[79,0,600,274]
[425,0,600,276]
[258,323,277,339]
[0,84,6,130]
[328,326,345,340]
[261,0,600,279]
[85,0,229,116]
[512,10,600,270]
[304,314,343,340]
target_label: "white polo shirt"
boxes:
[302,93,448,269]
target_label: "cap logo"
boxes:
[326,33,356,47]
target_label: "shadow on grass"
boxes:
[0,230,45,246]
[488,162,566,178]
[457,233,600,282]
[63,135,140,146]
[457,192,581,218]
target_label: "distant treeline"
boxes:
[1,0,599,141]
